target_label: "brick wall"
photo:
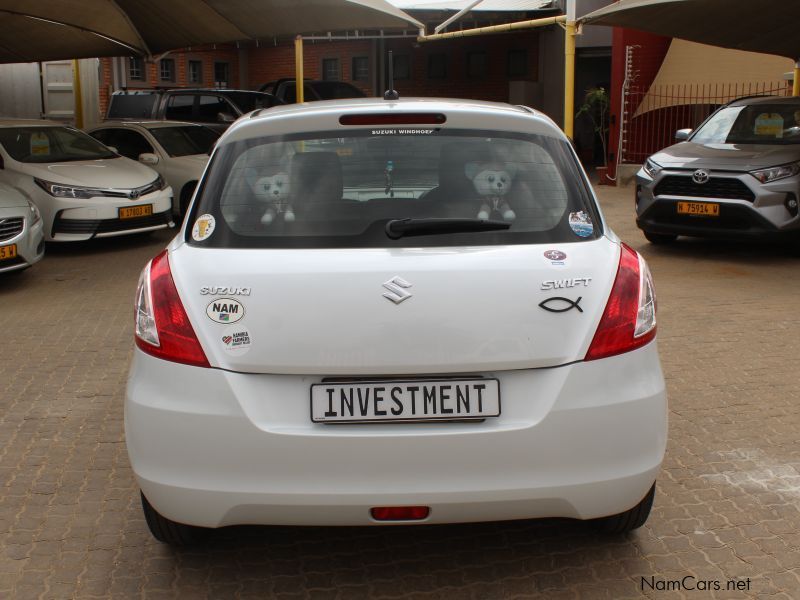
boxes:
[98,46,240,115]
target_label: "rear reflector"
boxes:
[370,506,430,521]
[584,243,657,361]
[339,113,446,126]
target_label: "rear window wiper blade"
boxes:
[385,217,511,240]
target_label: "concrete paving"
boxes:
[1,184,799,599]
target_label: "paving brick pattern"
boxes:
[1,185,799,599]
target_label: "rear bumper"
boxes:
[125,344,667,528]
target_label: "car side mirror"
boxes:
[139,152,159,165]
[675,129,692,142]
[217,112,236,124]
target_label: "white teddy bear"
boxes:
[253,172,295,225]
[465,162,517,222]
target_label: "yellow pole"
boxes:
[564,21,576,139]
[72,59,84,129]
[295,35,304,103]
[794,61,800,96]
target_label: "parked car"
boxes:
[128,97,666,544]
[0,120,173,242]
[636,95,800,244]
[88,121,219,217]
[0,181,44,274]
[106,89,283,132]
[259,79,367,103]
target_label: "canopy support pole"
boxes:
[564,21,576,139]
[72,59,84,129]
[295,35,304,103]
[794,61,800,96]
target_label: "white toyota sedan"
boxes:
[88,121,219,217]
[0,120,174,242]
[127,98,667,544]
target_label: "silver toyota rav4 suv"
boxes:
[636,96,800,244]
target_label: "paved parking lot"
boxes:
[2,183,799,599]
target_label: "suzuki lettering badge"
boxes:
[692,169,710,185]
[382,276,413,305]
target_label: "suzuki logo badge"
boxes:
[382,276,413,304]
[692,169,710,184]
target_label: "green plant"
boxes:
[576,87,610,167]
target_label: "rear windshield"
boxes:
[692,103,800,144]
[187,128,600,248]
[0,126,118,163]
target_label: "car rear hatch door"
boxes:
[170,239,618,375]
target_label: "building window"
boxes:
[188,60,203,85]
[392,54,411,80]
[467,51,488,79]
[427,53,447,79]
[159,58,175,82]
[507,49,528,77]
[322,58,340,81]
[214,62,230,88]
[352,56,369,81]
[128,57,144,81]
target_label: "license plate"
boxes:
[311,378,501,423]
[119,204,153,219]
[0,244,17,260]
[677,201,720,217]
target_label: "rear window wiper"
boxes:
[385,218,511,240]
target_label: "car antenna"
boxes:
[384,50,400,100]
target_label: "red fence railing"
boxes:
[620,81,791,164]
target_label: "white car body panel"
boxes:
[0,182,44,272]
[172,240,618,374]
[127,98,666,530]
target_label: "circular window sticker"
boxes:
[192,214,216,241]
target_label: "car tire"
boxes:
[643,231,677,245]
[141,492,209,545]
[593,483,655,534]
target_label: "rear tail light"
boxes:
[134,250,210,367]
[370,506,430,521]
[585,243,657,361]
[339,113,446,126]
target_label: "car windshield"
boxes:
[691,103,800,145]
[148,125,220,157]
[0,126,118,163]
[188,128,600,248]
[313,82,366,99]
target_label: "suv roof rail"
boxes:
[723,94,781,106]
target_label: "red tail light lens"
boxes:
[370,506,430,521]
[585,243,657,361]
[134,250,210,368]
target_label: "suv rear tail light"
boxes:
[339,113,446,126]
[585,243,657,361]
[370,506,430,521]
[134,250,210,367]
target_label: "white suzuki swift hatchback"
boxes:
[127,98,667,544]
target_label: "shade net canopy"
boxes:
[0,0,423,63]
[580,0,800,60]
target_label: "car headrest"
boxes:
[290,152,343,207]
[438,141,494,194]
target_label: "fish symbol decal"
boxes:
[538,296,583,313]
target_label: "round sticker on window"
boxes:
[192,214,216,241]
[568,211,594,238]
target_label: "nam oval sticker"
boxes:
[206,297,245,324]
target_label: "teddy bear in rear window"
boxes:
[253,171,295,225]
[466,162,517,222]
